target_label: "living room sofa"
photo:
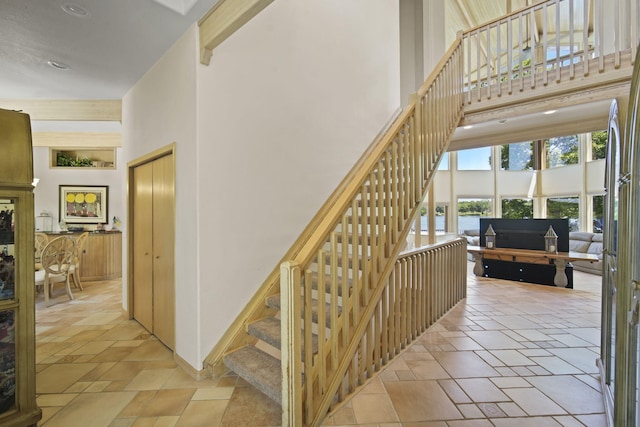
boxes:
[569,231,604,275]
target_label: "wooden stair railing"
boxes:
[280,38,465,425]
[204,36,463,426]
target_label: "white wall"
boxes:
[195,0,400,368]
[122,0,400,370]
[122,26,199,364]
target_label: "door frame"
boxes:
[126,143,176,319]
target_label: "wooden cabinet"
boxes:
[79,232,122,281]
[44,232,122,281]
[0,108,42,425]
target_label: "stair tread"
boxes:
[248,317,319,355]
[224,346,282,405]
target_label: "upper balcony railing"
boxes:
[462,0,639,106]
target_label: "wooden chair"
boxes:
[35,235,76,307]
[69,232,88,291]
[34,232,48,271]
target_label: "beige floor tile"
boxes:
[385,381,462,422]
[528,356,583,375]
[125,368,177,391]
[36,363,99,394]
[191,387,234,400]
[124,340,173,361]
[37,393,78,407]
[488,349,534,366]
[119,390,158,417]
[464,330,526,350]
[70,340,116,355]
[43,391,137,427]
[525,376,605,414]
[430,351,499,378]
[175,400,227,427]
[351,392,399,424]
[503,387,567,416]
[405,359,451,380]
[138,389,195,417]
[456,378,509,403]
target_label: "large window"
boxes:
[593,195,604,233]
[501,198,533,219]
[500,142,533,171]
[438,152,449,170]
[458,198,492,233]
[546,135,579,168]
[546,196,579,231]
[457,147,492,170]
[592,131,607,161]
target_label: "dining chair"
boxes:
[35,235,76,307]
[34,232,48,271]
[69,232,88,291]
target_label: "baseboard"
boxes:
[174,353,209,381]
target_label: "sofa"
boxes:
[461,230,480,260]
[569,231,604,275]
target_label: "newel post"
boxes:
[281,261,303,426]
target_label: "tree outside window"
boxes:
[546,135,579,168]
[500,142,533,171]
[546,196,579,231]
[501,198,533,218]
[593,195,604,232]
[592,131,607,161]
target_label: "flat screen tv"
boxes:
[479,218,570,252]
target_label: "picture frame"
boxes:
[59,185,108,224]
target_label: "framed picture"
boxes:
[59,185,108,224]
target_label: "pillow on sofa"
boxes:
[588,234,604,259]
[569,231,593,253]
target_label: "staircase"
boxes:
[203,0,638,425]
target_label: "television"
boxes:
[479,218,570,252]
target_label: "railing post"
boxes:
[281,261,302,427]
[409,92,423,203]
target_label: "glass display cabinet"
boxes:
[0,108,41,425]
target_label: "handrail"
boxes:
[281,37,465,425]
[203,106,404,375]
[461,0,639,106]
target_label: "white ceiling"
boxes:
[0,0,219,100]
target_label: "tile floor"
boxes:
[36,263,605,426]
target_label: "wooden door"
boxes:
[132,161,154,333]
[131,151,175,350]
[151,154,175,348]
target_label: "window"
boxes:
[457,147,492,170]
[593,195,604,233]
[592,130,607,161]
[501,198,533,219]
[457,198,492,233]
[417,204,449,233]
[438,152,449,170]
[545,135,579,168]
[546,196,579,231]
[500,142,533,171]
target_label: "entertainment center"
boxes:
[468,218,598,288]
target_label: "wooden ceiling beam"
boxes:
[0,99,121,121]
[198,0,274,65]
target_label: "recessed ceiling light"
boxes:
[61,4,90,18]
[47,60,71,70]
[544,110,557,115]
[463,125,473,130]
[498,119,507,124]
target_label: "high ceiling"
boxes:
[0,1,533,101]
[0,0,220,100]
